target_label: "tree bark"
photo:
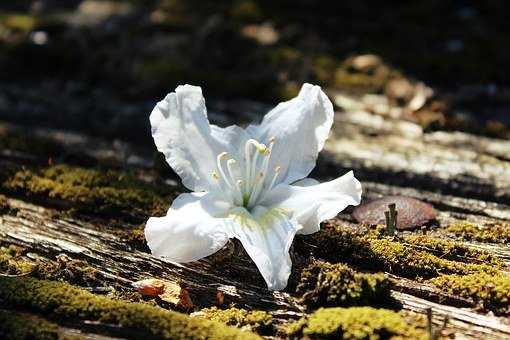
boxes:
[1,108,510,338]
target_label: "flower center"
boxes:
[211,137,280,208]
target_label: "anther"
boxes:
[257,144,268,154]
[211,171,220,180]
[269,136,276,144]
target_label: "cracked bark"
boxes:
[1,109,510,338]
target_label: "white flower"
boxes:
[145,83,362,290]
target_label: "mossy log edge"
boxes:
[1,197,510,338]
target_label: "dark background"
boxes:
[1,0,509,147]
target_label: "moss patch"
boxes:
[430,273,510,316]
[403,235,502,265]
[0,14,36,34]
[0,128,63,159]
[116,225,149,252]
[446,222,510,244]
[297,261,393,310]
[285,307,426,339]
[307,224,498,280]
[0,277,259,339]
[194,307,272,334]
[2,164,176,221]
[0,245,102,287]
[0,244,36,275]
[0,309,60,340]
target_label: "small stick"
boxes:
[384,211,391,234]
[385,203,397,235]
[427,308,433,340]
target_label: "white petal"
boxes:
[247,83,334,186]
[292,178,320,187]
[261,171,362,235]
[225,206,300,290]
[145,193,230,262]
[150,85,248,191]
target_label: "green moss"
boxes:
[0,277,259,339]
[297,261,393,310]
[0,243,23,257]
[313,55,340,84]
[0,128,63,158]
[366,237,496,279]
[332,55,401,94]
[230,0,262,22]
[307,225,497,280]
[446,222,510,244]
[116,225,149,252]
[0,245,102,287]
[34,257,102,287]
[285,307,426,339]
[138,59,191,85]
[0,244,36,275]
[0,310,59,340]
[403,235,502,265]
[430,273,510,315]
[195,307,272,333]
[0,14,36,33]
[3,164,176,220]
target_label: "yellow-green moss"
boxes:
[195,307,272,333]
[0,128,63,158]
[0,277,259,339]
[366,237,496,279]
[297,261,393,310]
[116,225,149,252]
[403,235,502,265]
[230,0,262,22]
[0,244,36,275]
[285,307,426,339]
[34,257,101,287]
[332,55,403,94]
[447,222,510,244]
[0,245,101,287]
[0,14,36,33]
[430,273,510,315]
[307,225,497,280]
[3,164,176,220]
[0,310,59,340]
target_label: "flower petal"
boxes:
[292,178,320,187]
[225,206,300,290]
[261,171,362,235]
[145,193,230,262]
[247,83,334,186]
[150,85,248,191]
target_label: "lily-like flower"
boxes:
[145,83,362,290]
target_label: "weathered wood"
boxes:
[392,291,510,340]
[2,196,510,339]
[325,111,510,205]
[0,198,300,313]
[1,104,510,338]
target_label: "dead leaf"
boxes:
[132,278,193,308]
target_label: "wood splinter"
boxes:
[385,203,398,235]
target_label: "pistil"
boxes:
[215,137,280,209]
